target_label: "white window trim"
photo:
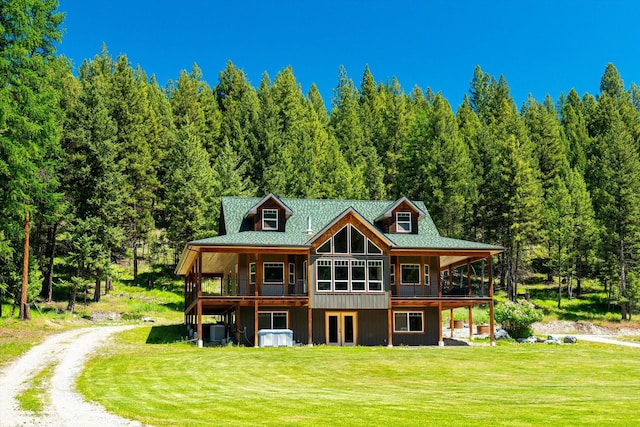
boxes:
[400,264,421,285]
[333,259,350,292]
[249,262,256,284]
[367,259,384,292]
[390,264,395,285]
[263,262,284,284]
[262,209,279,231]
[393,311,424,333]
[314,224,383,255]
[316,259,332,292]
[396,212,412,233]
[288,262,295,285]
[258,311,289,329]
[350,260,367,291]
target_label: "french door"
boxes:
[325,312,357,346]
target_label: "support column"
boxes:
[468,306,474,340]
[449,308,454,338]
[307,306,313,346]
[468,260,473,340]
[488,255,495,346]
[387,308,393,347]
[254,299,259,347]
[236,304,241,345]
[197,300,203,348]
[438,300,443,346]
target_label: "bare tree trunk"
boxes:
[67,283,76,313]
[133,239,139,285]
[94,278,101,302]
[19,207,31,321]
[41,222,58,302]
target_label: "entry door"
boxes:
[325,312,357,346]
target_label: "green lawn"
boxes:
[77,326,640,427]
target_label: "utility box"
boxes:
[209,324,226,343]
[257,329,293,347]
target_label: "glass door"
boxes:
[325,312,357,346]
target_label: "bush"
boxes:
[495,300,543,338]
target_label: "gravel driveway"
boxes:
[0,325,142,427]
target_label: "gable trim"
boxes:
[246,193,293,217]
[375,196,426,221]
[306,207,394,248]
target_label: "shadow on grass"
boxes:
[146,324,186,344]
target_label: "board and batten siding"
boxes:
[239,306,308,345]
[392,307,439,346]
[312,309,388,346]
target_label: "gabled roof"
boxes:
[245,193,293,218]
[189,196,502,251]
[375,196,427,221]
[305,206,394,247]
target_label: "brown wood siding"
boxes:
[311,309,388,346]
[254,198,286,231]
[390,200,419,234]
[392,307,439,345]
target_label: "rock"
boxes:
[545,337,562,344]
[563,335,577,344]
[495,329,510,339]
[141,316,155,322]
[90,311,121,322]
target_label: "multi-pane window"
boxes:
[334,260,349,291]
[317,260,332,291]
[262,209,278,230]
[351,260,366,291]
[258,311,288,329]
[249,262,256,284]
[289,263,295,284]
[396,212,412,233]
[394,311,423,332]
[368,260,383,291]
[263,262,284,283]
[401,264,420,285]
[390,264,395,285]
[315,225,382,255]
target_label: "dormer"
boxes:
[375,197,426,234]
[245,194,293,232]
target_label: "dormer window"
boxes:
[396,212,411,233]
[262,209,278,230]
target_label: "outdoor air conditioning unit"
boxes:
[209,324,226,343]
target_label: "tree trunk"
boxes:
[557,274,562,309]
[133,240,139,285]
[67,283,76,313]
[105,277,112,295]
[94,278,101,302]
[19,207,30,321]
[41,222,58,302]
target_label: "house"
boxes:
[175,194,503,347]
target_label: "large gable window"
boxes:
[396,212,412,233]
[315,225,382,255]
[262,209,278,230]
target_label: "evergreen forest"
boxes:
[2,1,640,320]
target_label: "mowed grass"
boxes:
[78,327,640,427]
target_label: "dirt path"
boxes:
[0,325,142,427]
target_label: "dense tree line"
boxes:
[2,0,640,318]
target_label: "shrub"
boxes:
[494,300,543,338]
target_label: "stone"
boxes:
[563,335,577,344]
[495,329,510,339]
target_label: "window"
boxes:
[262,209,278,230]
[401,264,420,285]
[390,264,395,285]
[351,260,366,291]
[367,240,382,254]
[396,212,412,233]
[334,260,349,291]
[394,311,423,332]
[368,260,383,291]
[424,265,430,287]
[258,311,288,329]
[249,263,256,284]
[317,260,332,291]
[334,226,348,253]
[350,227,365,254]
[263,262,284,284]
[314,225,384,255]
[288,263,295,284]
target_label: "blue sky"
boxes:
[56,0,640,109]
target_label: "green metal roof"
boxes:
[188,196,502,252]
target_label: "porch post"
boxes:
[197,300,203,348]
[449,308,454,338]
[307,306,313,346]
[488,255,495,346]
[254,299,259,347]
[420,257,426,296]
[468,260,473,340]
[387,308,393,347]
[438,300,443,346]
[235,304,241,345]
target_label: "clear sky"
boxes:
[55,0,640,109]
